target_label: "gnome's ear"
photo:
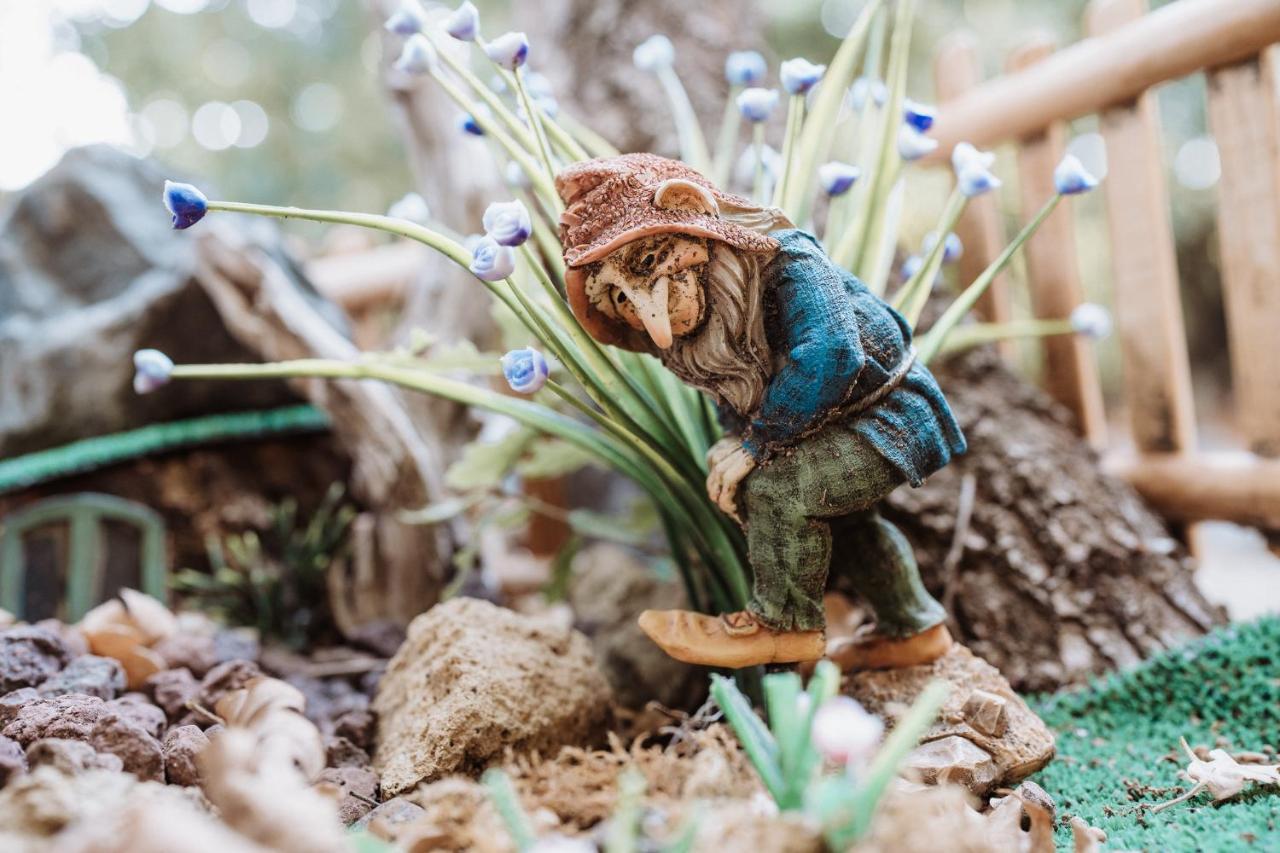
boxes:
[653,179,719,216]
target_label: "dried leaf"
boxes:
[82,624,165,690]
[80,589,177,645]
[1153,738,1280,812]
[213,676,325,781]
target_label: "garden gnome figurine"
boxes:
[556,154,966,670]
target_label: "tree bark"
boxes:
[883,347,1225,693]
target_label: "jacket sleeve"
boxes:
[742,243,865,459]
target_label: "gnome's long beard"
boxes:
[657,244,772,416]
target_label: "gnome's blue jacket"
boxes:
[736,229,966,487]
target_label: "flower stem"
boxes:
[917,193,1062,364]
[512,66,560,195]
[936,318,1074,356]
[773,94,806,210]
[890,185,967,325]
[751,123,766,204]
[712,86,743,186]
[656,66,712,174]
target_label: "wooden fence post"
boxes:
[1086,0,1197,454]
[1007,34,1108,446]
[1206,46,1280,459]
[934,33,1013,346]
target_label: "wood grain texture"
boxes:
[1086,0,1197,454]
[1207,48,1280,458]
[1008,36,1108,446]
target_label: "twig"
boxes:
[941,472,977,624]
[185,699,226,727]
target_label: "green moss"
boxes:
[1032,617,1280,850]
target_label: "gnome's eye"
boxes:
[614,290,628,304]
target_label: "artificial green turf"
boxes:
[1032,617,1280,850]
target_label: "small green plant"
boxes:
[172,482,355,648]
[710,660,947,849]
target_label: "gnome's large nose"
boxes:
[622,275,673,349]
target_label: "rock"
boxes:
[845,643,1055,797]
[0,688,39,727]
[0,626,69,692]
[212,629,260,665]
[162,725,209,786]
[37,654,126,700]
[373,598,612,796]
[0,735,26,787]
[346,620,406,658]
[350,796,426,837]
[693,801,823,853]
[110,696,167,739]
[902,736,998,792]
[25,737,124,775]
[151,633,218,678]
[325,735,370,769]
[334,709,374,750]
[568,544,705,710]
[196,659,262,710]
[286,673,368,734]
[0,145,332,457]
[1,693,164,781]
[145,667,199,721]
[34,619,89,658]
[315,765,379,825]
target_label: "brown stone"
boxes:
[962,689,1008,738]
[844,643,1055,797]
[350,796,426,837]
[152,633,218,678]
[902,735,999,791]
[1,694,164,781]
[109,696,167,739]
[325,735,370,769]
[0,689,39,727]
[0,626,70,693]
[145,667,199,721]
[0,735,27,787]
[334,709,374,750]
[25,738,124,775]
[196,659,262,710]
[372,598,612,796]
[315,765,379,825]
[162,725,209,786]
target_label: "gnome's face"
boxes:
[581,234,711,350]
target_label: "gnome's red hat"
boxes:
[555,153,780,350]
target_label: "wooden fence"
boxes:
[929,0,1280,536]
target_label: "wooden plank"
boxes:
[1206,48,1280,458]
[934,33,1013,344]
[1086,0,1197,454]
[928,0,1280,159]
[1008,36,1108,446]
[1107,451,1280,529]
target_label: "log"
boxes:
[884,347,1223,693]
[1107,451,1280,531]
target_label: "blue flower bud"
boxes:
[923,231,963,264]
[443,1,480,42]
[903,98,936,132]
[459,112,485,136]
[725,51,767,87]
[501,347,549,395]
[897,123,938,162]
[482,200,532,247]
[133,349,174,394]
[388,192,431,224]
[1070,303,1112,340]
[163,180,207,230]
[633,34,674,72]
[780,58,825,95]
[484,31,529,70]
[504,161,531,189]
[737,87,778,123]
[463,233,487,254]
[900,255,923,281]
[384,0,428,35]
[951,142,994,174]
[818,161,861,196]
[848,76,887,110]
[523,70,554,99]
[1054,153,1099,195]
[952,142,1000,197]
[469,235,516,281]
[394,33,436,75]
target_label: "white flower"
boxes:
[725,50,767,87]
[384,0,427,36]
[951,141,994,175]
[737,87,779,123]
[818,161,861,196]
[811,696,883,766]
[1070,303,1112,340]
[469,235,516,281]
[897,123,938,162]
[923,231,963,264]
[952,142,1001,197]
[633,34,674,72]
[780,57,825,95]
[387,192,431,224]
[504,161,531,189]
[849,76,887,110]
[443,1,480,41]
[482,200,532,247]
[133,349,174,395]
[484,31,529,70]
[1054,153,1099,195]
[393,33,436,75]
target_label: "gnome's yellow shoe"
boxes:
[636,609,825,668]
[826,623,953,672]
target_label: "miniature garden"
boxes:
[1,0,1278,851]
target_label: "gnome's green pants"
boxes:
[740,426,946,636]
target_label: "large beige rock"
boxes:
[372,598,612,796]
[845,644,1055,797]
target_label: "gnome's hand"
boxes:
[706,438,757,524]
